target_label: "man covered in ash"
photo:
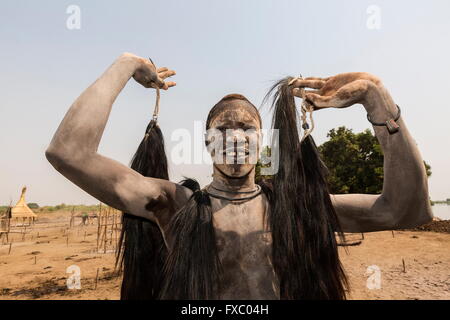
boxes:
[46,53,432,300]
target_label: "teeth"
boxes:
[225,151,249,157]
[224,150,250,157]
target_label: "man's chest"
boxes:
[210,196,279,299]
[211,196,272,264]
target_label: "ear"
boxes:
[204,132,211,151]
[204,134,217,159]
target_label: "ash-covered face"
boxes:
[206,99,262,178]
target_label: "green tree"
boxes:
[318,126,431,194]
[255,146,273,182]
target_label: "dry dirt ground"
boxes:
[0,210,449,300]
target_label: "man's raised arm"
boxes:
[292,73,433,232]
[45,53,180,223]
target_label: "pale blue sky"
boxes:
[1,0,449,205]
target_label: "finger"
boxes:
[157,67,168,73]
[162,81,177,90]
[304,89,321,95]
[158,70,176,80]
[293,88,321,98]
[292,79,326,89]
[304,93,334,109]
[305,81,368,109]
[304,77,330,81]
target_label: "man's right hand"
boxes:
[122,52,176,90]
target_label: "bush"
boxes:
[27,203,39,209]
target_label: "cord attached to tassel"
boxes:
[144,58,162,141]
[288,75,316,142]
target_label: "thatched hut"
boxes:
[11,186,37,225]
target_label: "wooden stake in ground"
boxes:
[392,230,395,238]
[402,258,406,273]
[113,212,119,251]
[70,207,74,228]
[94,268,99,290]
[96,212,100,251]
[8,243,12,254]
[34,256,36,265]
[104,211,108,253]
[96,204,103,252]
